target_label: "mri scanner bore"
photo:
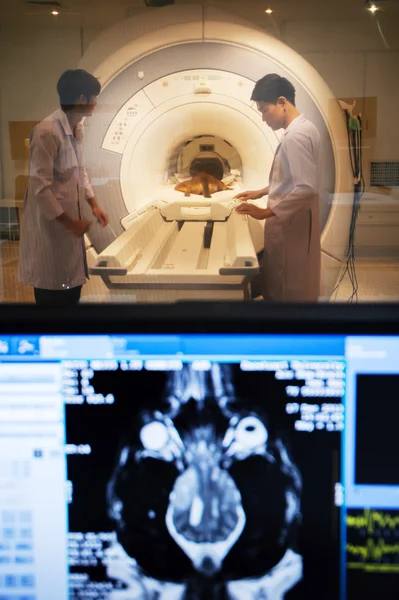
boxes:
[80,5,353,303]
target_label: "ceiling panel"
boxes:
[0,0,398,29]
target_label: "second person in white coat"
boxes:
[18,69,109,305]
[235,74,321,302]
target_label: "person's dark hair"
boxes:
[57,69,101,111]
[251,74,296,106]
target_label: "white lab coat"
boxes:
[18,110,94,290]
[262,114,321,302]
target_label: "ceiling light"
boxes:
[265,8,273,14]
[367,3,378,12]
[51,10,59,15]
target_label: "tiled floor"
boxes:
[0,241,33,303]
[331,259,399,303]
[1,241,399,304]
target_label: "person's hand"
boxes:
[234,190,264,201]
[66,219,91,237]
[56,213,91,236]
[235,202,266,220]
[92,205,109,227]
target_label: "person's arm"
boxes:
[235,204,275,220]
[86,194,108,227]
[235,185,275,220]
[29,129,64,220]
[86,195,98,211]
[83,169,95,206]
[56,212,91,236]
[83,170,109,227]
[260,185,270,197]
[235,185,270,202]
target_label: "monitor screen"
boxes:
[0,309,398,600]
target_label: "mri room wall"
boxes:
[0,5,398,257]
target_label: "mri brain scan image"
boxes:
[104,364,303,599]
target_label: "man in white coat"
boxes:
[18,69,108,305]
[235,74,321,302]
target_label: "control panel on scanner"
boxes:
[0,333,398,600]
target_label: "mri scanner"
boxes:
[79,4,353,303]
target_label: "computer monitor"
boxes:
[1,303,399,600]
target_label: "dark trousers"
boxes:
[251,251,265,299]
[34,285,83,306]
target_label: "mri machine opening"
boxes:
[80,5,353,302]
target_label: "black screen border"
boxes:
[0,302,399,335]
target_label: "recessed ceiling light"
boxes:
[367,4,378,12]
[51,10,59,15]
[265,8,273,14]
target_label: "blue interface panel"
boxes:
[0,334,398,600]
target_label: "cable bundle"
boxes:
[333,109,365,303]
